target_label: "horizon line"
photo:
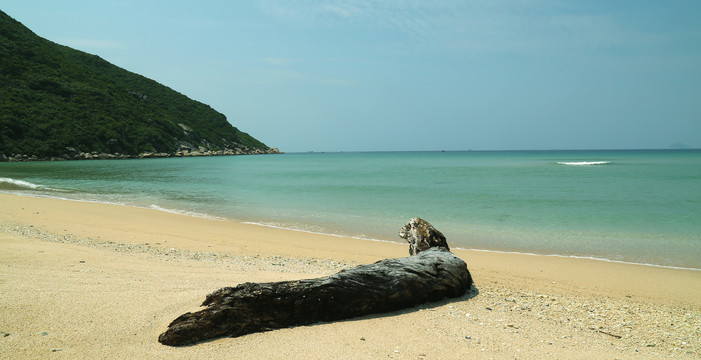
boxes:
[284,147,700,154]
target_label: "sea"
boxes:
[1,150,700,270]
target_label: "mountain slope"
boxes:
[0,10,276,160]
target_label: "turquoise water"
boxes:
[1,150,700,269]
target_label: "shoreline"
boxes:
[4,191,699,272]
[245,219,701,272]
[1,193,699,359]
[0,147,283,162]
[3,148,700,271]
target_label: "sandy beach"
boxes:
[0,193,699,359]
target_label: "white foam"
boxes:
[557,161,611,166]
[0,177,42,189]
[148,204,225,220]
[0,191,223,221]
[0,177,70,192]
[452,246,700,271]
[241,221,399,244]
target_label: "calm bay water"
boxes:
[1,150,700,269]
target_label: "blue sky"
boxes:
[5,1,701,151]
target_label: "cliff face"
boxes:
[0,10,279,161]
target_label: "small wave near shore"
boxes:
[0,177,44,190]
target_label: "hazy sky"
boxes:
[5,1,701,151]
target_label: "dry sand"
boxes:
[0,193,699,359]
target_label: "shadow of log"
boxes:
[159,218,474,346]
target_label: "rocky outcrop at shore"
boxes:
[0,146,282,162]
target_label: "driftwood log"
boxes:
[158,217,472,346]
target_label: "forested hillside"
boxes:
[0,10,277,161]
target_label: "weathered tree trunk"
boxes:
[159,218,472,346]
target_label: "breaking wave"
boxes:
[557,161,611,166]
[0,177,44,190]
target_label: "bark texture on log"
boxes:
[159,218,473,346]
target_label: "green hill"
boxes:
[0,10,277,161]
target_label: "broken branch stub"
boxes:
[399,217,450,255]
